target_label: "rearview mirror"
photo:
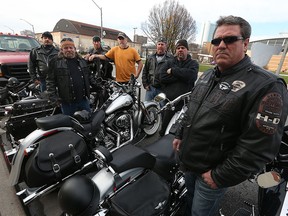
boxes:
[154,93,167,102]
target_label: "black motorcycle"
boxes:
[58,134,186,216]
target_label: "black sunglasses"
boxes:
[211,36,244,46]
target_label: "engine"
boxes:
[94,111,133,149]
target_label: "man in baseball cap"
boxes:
[28,31,58,92]
[84,35,113,80]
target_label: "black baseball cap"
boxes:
[41,31,53,41]
[92,35,101,42]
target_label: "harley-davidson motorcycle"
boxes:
[4,75,161,205]
[55,92,195,216]
[58,133,186,216]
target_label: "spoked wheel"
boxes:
[142,105,161,136]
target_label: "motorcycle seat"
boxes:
[143,134,178,180]
[36,114,73,130]
[110,144,156,173]
[73,110,105,139]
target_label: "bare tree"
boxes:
[141,0,196,52]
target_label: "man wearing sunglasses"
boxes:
[172,15,288,215]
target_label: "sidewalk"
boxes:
[0,144,25,216]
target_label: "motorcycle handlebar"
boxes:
[159,91,191,113]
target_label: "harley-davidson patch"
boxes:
[231,80,246,92]
[255,92,283,134]
[219,82,231,93]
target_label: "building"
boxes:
[35,19,144,54]
[199,21,216,47]
[250,35,288,72]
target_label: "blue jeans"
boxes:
[40,78,46,92]
[184,171,226,216]
[145,85,165,107]
[61,98,91,116]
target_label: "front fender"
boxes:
[9,127,73,186]
[137,101,159,127]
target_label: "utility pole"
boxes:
[133,27,137,47]
[91,0,103,40]
[20,18,35,38]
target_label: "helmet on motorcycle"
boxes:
[58,176,100,215]
[7,77,20,88]
[73,110,91,123]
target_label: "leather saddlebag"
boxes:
[110,171,170,216]
[25,130,88,187]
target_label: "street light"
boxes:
[20,18,35,37]
[133,27,137,42]
[91,0,103,40]
[4,25,14,34]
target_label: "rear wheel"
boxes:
[142,105,161,136]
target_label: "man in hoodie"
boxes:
[159,39,199,136]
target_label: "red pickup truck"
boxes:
[0,33,40,87]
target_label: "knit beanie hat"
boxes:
[41,31,53,41]
[176,39,189,50]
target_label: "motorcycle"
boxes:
[55,92,193,216]
[58,133,186,216]
[91,74,161,149]
[4,75,161,205]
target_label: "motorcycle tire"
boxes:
[143,105,161,136]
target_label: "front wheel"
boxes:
[142,105,161,136]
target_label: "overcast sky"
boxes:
[1,0,287,43]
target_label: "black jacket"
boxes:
[176,55,288,188]
[142,51,173,88]
[160,54,199,102]
[28,45,59,80]
[46,53,96,103]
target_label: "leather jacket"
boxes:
[46,53,96,103]
[28,45,59,80]
[176,55,288,188]
[142,51,173,88]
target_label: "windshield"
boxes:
[0,35,40,52]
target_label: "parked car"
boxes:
[0,33,40,87]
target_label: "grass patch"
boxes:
[199,64,214,72]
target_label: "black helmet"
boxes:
[7,77,20,88]
[58,175,100,215]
